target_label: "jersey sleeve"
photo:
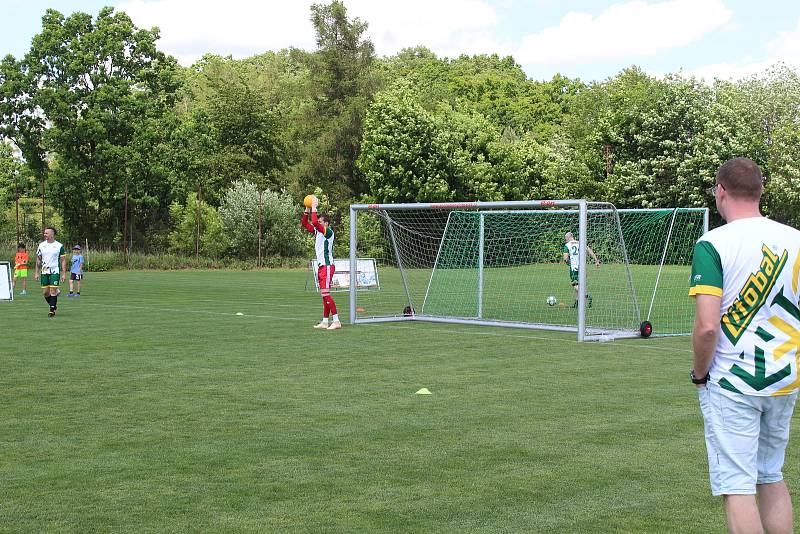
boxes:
[689,240,723,297]
[59,245,66,256]
[324,227,333,239]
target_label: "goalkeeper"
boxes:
[563,232,600,308]
[301,197,341,330]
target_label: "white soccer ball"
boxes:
[547,296,557,306]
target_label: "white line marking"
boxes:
[81,302,691,353]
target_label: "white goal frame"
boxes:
[348,200,708,341]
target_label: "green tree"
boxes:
[23,7,181,246]
[357,84,453,202]
[168,192,227,257]
[291,1,380,201]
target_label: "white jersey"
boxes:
[689,217,800,396]
[315,226,334,266]
[564,240,580,270]
[37,240,65,274]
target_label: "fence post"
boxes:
[258,189,263,268]
[123,180,129,264]
[195,182,203,260]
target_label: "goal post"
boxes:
[348,200,707,341]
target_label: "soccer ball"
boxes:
[303,194,317,208]
[547,296,557,306]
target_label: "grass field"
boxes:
[2,270,799,532]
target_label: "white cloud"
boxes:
[347,0,498,56]
[767,17,800,59]
[117,0,317,64]
[515,0,732,65]
[116,0,501,65]
[686,17,800,81]
[685,60,776,82]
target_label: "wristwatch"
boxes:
[690,370,709,385]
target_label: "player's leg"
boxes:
[76,275,81,295]
[69,273,75,295]
[49,278,60,316]
[21,272,27,294]
[326,264,341,330]
[700,383,763,532]
[314,266,331,328]
[41,274,54,316]
[570,270,579,308]
[755,393,797,533]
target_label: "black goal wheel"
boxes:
[640,321,653,338]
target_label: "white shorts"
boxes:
[698,382,797,496]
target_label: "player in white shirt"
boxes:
[301,197,341,330]
[690,158,800,532]
[562,232,600,308]
[35,227,67,318]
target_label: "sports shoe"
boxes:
[68,292,74,297]
[48,309,56,318]
[327,321,342,330]
[313,322,330,329]
[20,290,26,296]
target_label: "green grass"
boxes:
[2,270,798,532]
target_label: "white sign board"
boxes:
[0,262,12,301]
[310,258,379,292]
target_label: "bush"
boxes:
[219,181,309,259]
[168,193,228,257]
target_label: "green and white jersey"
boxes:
[564,240,580,271]
[315,227,334,266]
[689,217,800,397]
[36,240,65,274]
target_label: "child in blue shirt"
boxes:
[68,245,84,296]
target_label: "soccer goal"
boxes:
[347,200,707,341]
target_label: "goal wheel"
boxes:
[403,305,414,317]
[640,321,653,338]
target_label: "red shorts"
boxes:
[318,264,335,292]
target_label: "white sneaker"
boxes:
[327,321,342,330]
[313,322,329,329]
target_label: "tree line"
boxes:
[1,1,799,259]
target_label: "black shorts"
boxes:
[70,273,83,281]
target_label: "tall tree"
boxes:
[0,55,50,222]
[292,1,379,201]
[23,7,181,246]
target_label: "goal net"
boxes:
[347,201,707,341]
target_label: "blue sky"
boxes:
[2,0,799,82]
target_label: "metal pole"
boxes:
[577,200,587,342]
[349,206,357,324]
[477,213,484,319]
[647,208,679,322]
[15,174,20,245]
